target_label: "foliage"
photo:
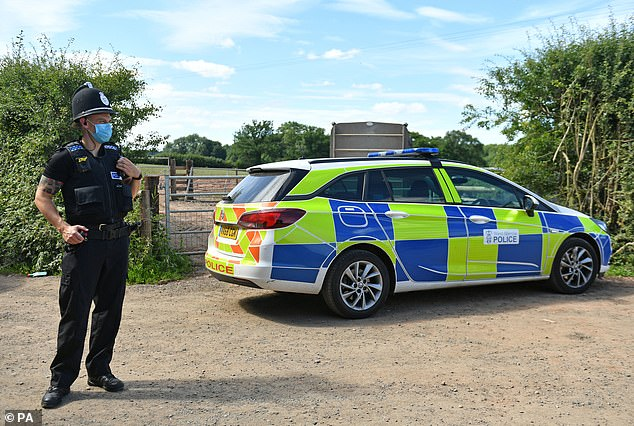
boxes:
[227,120,329,168]
[463,17,634,271]
[125,204,192,284]
[277,121,330,159]
[0,34,191,282]
[227,120,278,168]
[410,130,486,166]
[124,131,168,163]
[163,133,228,159]
[139,152,230,168]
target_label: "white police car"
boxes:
[206,148,611,318]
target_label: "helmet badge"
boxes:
[99,92,110,106]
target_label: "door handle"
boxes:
[468,215,491,224]
[386,211,409,219]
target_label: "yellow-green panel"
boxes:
[467,237,497,279]
[275,214,336,245]
[289,169,342,194]
[337,240,395,262]
[494,209,543,234]
[434,169,458,203]
[447,237,468,281]
[391,204,449,241]
[542,234,553,275]
[579,216,602,233]
[216,241,233,252]
[437,168,461,203]
[542,232,568,275]
[275,199,336,243]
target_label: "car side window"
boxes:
[320,172,363,201]
[444,167,523,209]
[365,168,445,203]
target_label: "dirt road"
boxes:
[1,273,633,425]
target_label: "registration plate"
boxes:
[219,225,238,239]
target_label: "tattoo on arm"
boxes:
[38,176,63,195]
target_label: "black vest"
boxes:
[60,141,133,225]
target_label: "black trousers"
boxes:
[50,236,129,388]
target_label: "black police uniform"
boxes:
[43,140,133,389]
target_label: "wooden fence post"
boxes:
[140,175,160,239]
[169,158,177,199]
[146,175,160,216]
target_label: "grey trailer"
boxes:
[330,121,412,158]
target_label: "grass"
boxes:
[607,265,634,278]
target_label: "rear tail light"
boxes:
[238,208,306,229]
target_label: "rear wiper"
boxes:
[222,194,233,202]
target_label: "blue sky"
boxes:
[1,0,633,147]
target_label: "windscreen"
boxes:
[225,170,291,203]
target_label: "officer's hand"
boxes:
[61,224,89,244]
[116,157,142,180]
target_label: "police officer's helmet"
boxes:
[71,82,116,121]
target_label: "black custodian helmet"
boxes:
[71,82,116,121]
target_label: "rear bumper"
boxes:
[210,271,261,288]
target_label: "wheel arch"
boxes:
[569,232,602,263]
[333,243,396,295]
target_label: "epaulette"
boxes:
[64,141,91,173]
[103,143,121,154]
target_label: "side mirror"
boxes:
[523,195,539,216]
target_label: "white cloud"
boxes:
[172,60,235,79]
[129,0,301,51]
[329,0,414,20]
[416,6,487,24]
[0,0,84,39]
[307,48,361,60]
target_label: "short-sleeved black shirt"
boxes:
[43,141,133,225]
[43,147,76,183]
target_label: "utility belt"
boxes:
[84,221,140,240]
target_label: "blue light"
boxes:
[368,147,440,157]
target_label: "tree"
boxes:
[441,130,486,166]
[410,130,485,165]
[462,16,634,268]
[228,120,278,168]
[277,121,329,159]
[0,34,160,272]
[410,131,442,148]
[162,133,227,159]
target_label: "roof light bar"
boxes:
[367,147,440,158]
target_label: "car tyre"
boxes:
[322,250,390,319]
[549,237,598,294]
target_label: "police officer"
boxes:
[34,82,142,409]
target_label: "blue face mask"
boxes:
[88,121,113,143]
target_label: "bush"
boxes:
[0,34,192,284]
[125,202,192,284]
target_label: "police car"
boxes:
[205,148,612,318]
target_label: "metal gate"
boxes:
[164,173,244,256]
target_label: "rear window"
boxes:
[320,173,364,201]
[226,171,291,203]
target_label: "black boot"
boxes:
[41,386,70,409]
